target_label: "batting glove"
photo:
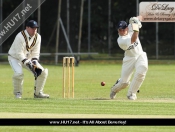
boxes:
[129,17,142,28]
[132,23,139,32]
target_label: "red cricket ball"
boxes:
[101,81,105,86]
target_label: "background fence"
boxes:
[1,0,175,65]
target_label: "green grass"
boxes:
[0,60,175,131]
[1,126,175,132]
[0,98,174,115]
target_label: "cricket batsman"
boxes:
[8,20,49,99]
[110,16,148,100]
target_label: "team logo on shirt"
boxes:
[127,42,138,50]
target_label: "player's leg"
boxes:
[127,53,148,100]
[34,65,49,98]
[110,57,136,99]
[8,56,23,98]
[22,60,49,98]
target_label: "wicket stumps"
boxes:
[63,57,75,98]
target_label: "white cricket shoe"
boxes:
[15,92,22,99]
[34,92,49,98]
[127,93,137,100]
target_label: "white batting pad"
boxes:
[127,72,145,95]
[111,79,130,93]
[34,68,48,95]
[13,73,24,95]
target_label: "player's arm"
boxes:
[14,34,26,61]
[131,30,139,44]
[129,16,142,44]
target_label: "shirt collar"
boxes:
[24,30,32,39]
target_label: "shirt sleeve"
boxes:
[15,34,27,61]
[117,36,131,51]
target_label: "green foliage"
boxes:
[2,0,175,58]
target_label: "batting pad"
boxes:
[127,72,145,95]
[111,80,130,93]
[13,73,24,95]
[34,68,48,95]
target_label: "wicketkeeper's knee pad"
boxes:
[13,73,24,95]
[112,80,130,93]
[34,68,48,95]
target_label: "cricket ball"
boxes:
[101,81,105,86]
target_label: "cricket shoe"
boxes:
[34,92,49,98]
[15,92,22,99]
[127,93,137,100]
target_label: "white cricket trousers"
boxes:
[121,52,148,95]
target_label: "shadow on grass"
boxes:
[92,98,111,100]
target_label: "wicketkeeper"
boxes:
[8,20,49,99]
[110,16,148,100]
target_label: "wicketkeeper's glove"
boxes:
[32,60,42,77]
[22,59,41,79]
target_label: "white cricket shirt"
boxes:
[117,24,143,57]
[8,30,41,61]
